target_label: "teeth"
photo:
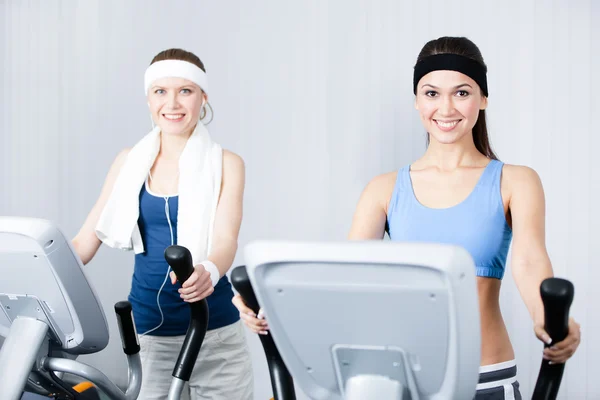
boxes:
[436,120,459,128]
[164,114,184,120]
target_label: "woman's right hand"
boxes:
[232,294,269,335]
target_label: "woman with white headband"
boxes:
[72,48,253,399]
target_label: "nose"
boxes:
[165,91,180,109]
[438,95,455,116]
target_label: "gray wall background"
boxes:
[1,0,598,398]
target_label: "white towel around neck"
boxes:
[95,121,222,266]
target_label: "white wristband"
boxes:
[201,260,220,287]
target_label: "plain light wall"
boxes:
[1,0,598,398]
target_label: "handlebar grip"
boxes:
[541,278,573,343]
[114,301,140,355]
[164,245,209,382]
[230,265,261,313]
[164,245,195,284]
[532,277,574,400]
[231,265,296,400]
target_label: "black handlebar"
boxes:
[164,245,210,382]
[114,301,140,356]
[532,277,574,400]
[231,265,296,400]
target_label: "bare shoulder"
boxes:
[363,170,398,209]
[222,149,245,172]
[365,170,397,190]
[117,147,132,158]
[111,147,131,171]
[501,163,544,189]
[501,164,545,211]
[221,150,245,194]
[348,170,397,239]
[98,147,131,184]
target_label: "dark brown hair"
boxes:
[415,37,497,160]
[151,48,206,72]
[150,48,212,122]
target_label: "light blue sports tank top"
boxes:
[386,160,513,279]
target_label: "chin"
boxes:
[158,123,194,136]
[429,131,468,145]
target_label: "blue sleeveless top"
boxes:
[128,181,240,336]
[386,160,512,279]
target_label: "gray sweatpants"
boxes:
[474,360,522,399]
[137,320,253,400]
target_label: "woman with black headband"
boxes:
[233,36,582,399]
[345,36,581,398]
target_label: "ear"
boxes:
[414,97,419,111]
[480,96,488,110]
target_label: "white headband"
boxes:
[144,59,209,95]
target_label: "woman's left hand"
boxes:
[535,317,581,364]
[170,264,214,302]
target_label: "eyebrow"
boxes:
[421,83,473,90]
[151,85,194,90]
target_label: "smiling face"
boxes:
[147,77,207,136]
[415,69,488,146]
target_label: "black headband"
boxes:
[413,53,488,97]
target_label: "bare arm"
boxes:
[508,165,580,362]
[205,150,245,277]
[178,150,246,303]
[347,173,395,240]
[508,166,554,325]
[72,149,130,265]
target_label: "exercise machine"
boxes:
[232,240,573,400]
[0,217,209,400]
[231,263,296,400]
[0,217,208,399]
